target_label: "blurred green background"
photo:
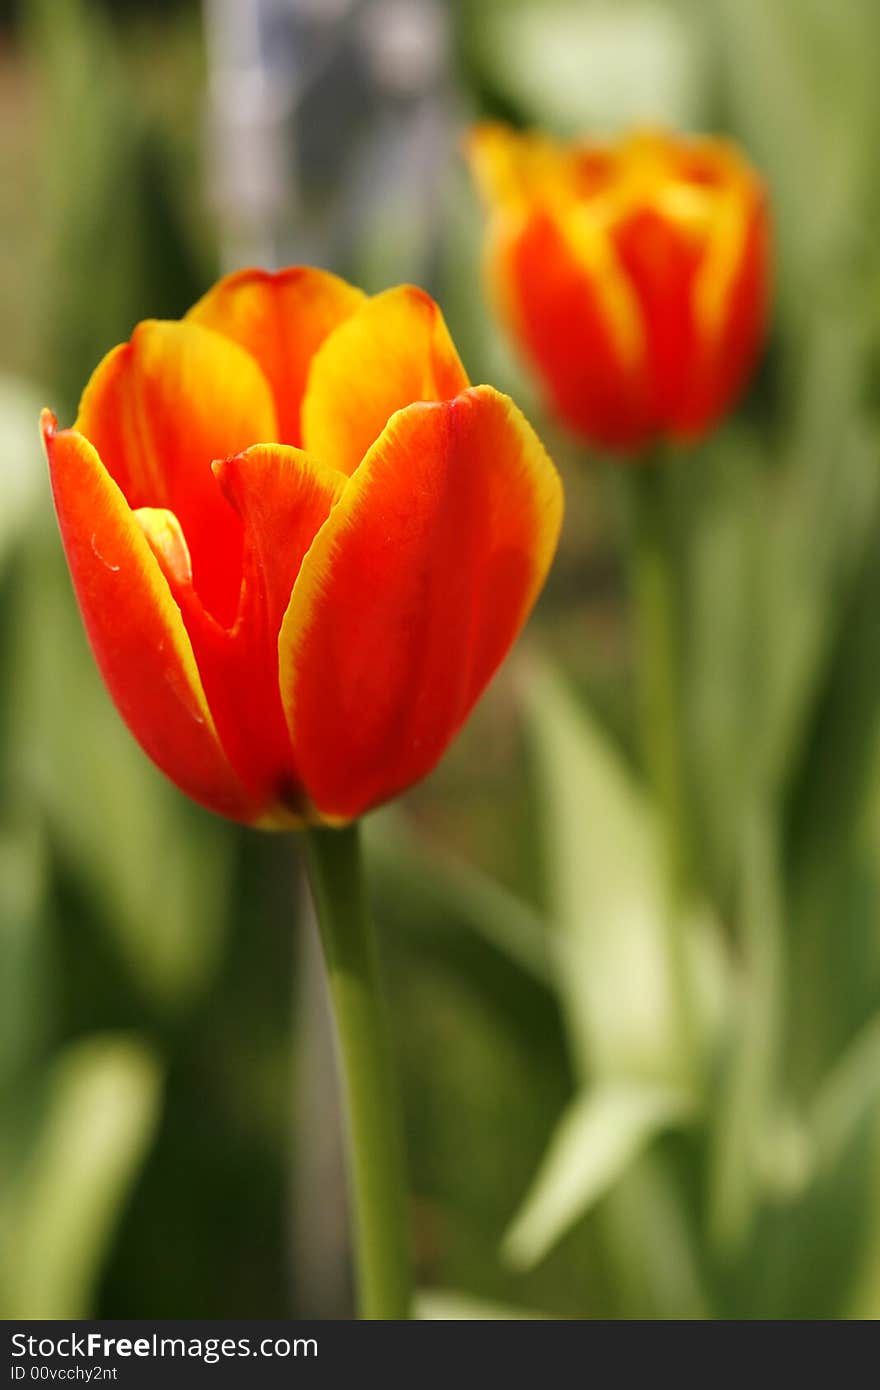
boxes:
[2,0,880,1320]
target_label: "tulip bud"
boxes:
[467,124,770,454]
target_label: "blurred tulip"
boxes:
[467,124,770,453]
[43,268,562,827]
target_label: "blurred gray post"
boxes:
[202,0,298,270]
[202,0,451,279]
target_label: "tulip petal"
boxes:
[214,445,347,644]
[42,411,257,823]
[134,507,193,588]
[504,211,651,450]
[466,121,571,216]
[185,267,365,447]
[678,189,770,439]
[141,445,346,822]
[300,286,470,476]
[280,385,563,822]
[75,319,278,626]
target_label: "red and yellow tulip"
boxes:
[467,124,770,453]
[43,269,563,827]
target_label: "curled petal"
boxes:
[301,285,470,475]
[186,266,365,447]
[75,319,278,625]
[134,507,193,587]
[42,411,256,823]
[280,385,563,822]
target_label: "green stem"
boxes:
[630,461,688,895]
[629,459,698,1084]
[304,822,412,1320]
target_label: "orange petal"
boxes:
[280,385,563,822]
[610,206,705,435]
[75,319,278,626]
[134,506,193,587]
[502,210,651,450]
[42,411,257,823]
[674,191,771,440]
[300,285,470,476]
[185,267,365,447]
[466,121,571,212]
[141,445,346,822]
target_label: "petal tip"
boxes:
[40,407,58,445]
[379,282,438,318]
[209,453,241,509]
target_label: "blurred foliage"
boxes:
[1,0,880,1321]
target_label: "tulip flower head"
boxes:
[467,124,770,454]
[43,270,563,827]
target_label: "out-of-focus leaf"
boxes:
[784,516,880,1077]
[809,1015,880,1180]
[711,1011,880,1317]
[707,809,786,1256]
[761,322,879,802]
[0,375,46,576]
[416,1289,550,1320]
[502,1080,691,1270]
[465,0,707,134]
[749,313,880,1086]
[716,0,880,308]
[683,315,879,906]
[719,1078,878,1318]
[0,1035,162,1319]
[679,432,765,901]
[364,810,552,985]
[27,0,209,416]
[0,817,50,1088]
[846,1122,880,1320]
[525,658,727,1085]
[598,1152,711,1318]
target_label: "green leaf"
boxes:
[363,809,552,985]
[761,325,880,805]
[598,1152,711,1318]
[0,1035,162,1319]
[416,1289,551,1320]
[502,1080,692,1270]
[0,817,51,1088]
[783,504,880,1074]
[0,375,47,577]
[524,657,727,1084]
[809,1015,880,1180]
[846,1121,880,1319]
[465,0,708,134]
[710,1012,880,1316]
[707,809,787,1256]
[716,0,880,306]
[27,0,209,415]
